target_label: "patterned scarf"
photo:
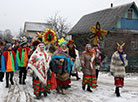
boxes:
[118,51,125,65]
[28,43,51,84]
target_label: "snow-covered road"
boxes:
[0,72,138,102]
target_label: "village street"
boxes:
[0,72,138,102]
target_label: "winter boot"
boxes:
[87,85,92,92]
[10,79,14,85]
[82,85,86,90]
[22,79,26,85]
[5,80,9,88]
[36,95,41,99]
[43,92,47,97]
[116,87,120,97]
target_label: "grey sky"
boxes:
[0,0,138,35]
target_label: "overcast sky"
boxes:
[0,0,138,35]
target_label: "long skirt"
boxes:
[82,75,97,89]
[33,78,51,97]
[114,77,124,87]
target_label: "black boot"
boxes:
[116,87,120,97]
[43,92,47,97]
[6,80,9,88]
[82,85,86,90]
[10,80,14,85]
[36,95,41,99]
[22,79,26,85]
[87,85,92,92]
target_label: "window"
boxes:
[131,40,137,50]
[128,8,133,19]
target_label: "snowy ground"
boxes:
[0,72,138,102]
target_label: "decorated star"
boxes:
[42,29,57,44]
[58,37,67,46]
[89,22,108,45]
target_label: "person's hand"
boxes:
[121,63,125,66]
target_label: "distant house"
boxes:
[24,22,53,39]
[68,2,138,71]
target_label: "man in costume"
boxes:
[110,43,128,97]
[80,44,97,92]
[16,37,30,84]
[1,43,18,88]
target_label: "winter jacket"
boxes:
[1,50,18,72]
[110,51,128,77]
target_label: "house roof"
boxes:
[24,22,53,32]
[68,2,136,35]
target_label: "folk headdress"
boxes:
[42,29,57,44]
[117,42,125,50]
[20,36,27,46]
[89,22,108,45]
[36,32,43,38]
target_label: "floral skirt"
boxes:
[33,79,51,97]
[114,77,124,87]
[82,75,97,89]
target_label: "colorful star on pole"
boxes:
[89,22,108,45]
[42,29,57,44]
[58,37,67,46]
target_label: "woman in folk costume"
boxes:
[16,37,30,85]
[80,44,97,92]
[67,40,81,80]
[110,43,128,97]
[28,43,52,99]
[1,43,18,88]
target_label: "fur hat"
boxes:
[67,40,74,46]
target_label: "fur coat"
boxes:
[110,51,128,77]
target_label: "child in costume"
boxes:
[16,37,30,84]
[110,43,128,97]
[80,44,97,92]
[28,43,52,99]
[1,43,18,88]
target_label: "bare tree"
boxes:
[4,29,13,42]
[46,13,71,38]
[0,30,3,40]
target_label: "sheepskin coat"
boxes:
[110,51,128,77]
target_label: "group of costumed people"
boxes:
[0,26,128,99]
